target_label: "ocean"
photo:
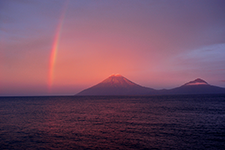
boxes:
[0,95,224,150]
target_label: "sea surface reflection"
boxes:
[0,95,225,149]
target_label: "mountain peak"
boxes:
[76,74,156,95]
[110,73,122,77]
[100,74,137,87]
[184,78,208,86]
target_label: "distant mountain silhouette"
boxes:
[165,78,225,95]
[76,75,225,96]
[76,74,156,95]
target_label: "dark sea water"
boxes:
[0,95,225,150]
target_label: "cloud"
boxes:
[174,43,225,66]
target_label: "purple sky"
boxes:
[0,0,225,96]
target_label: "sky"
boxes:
[0,0,225,96]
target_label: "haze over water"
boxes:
[0,95,224,149]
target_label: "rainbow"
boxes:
[48,1,69,91]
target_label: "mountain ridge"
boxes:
[76,74,225,96]
[183,78,208,86]
[77,74,156,95]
